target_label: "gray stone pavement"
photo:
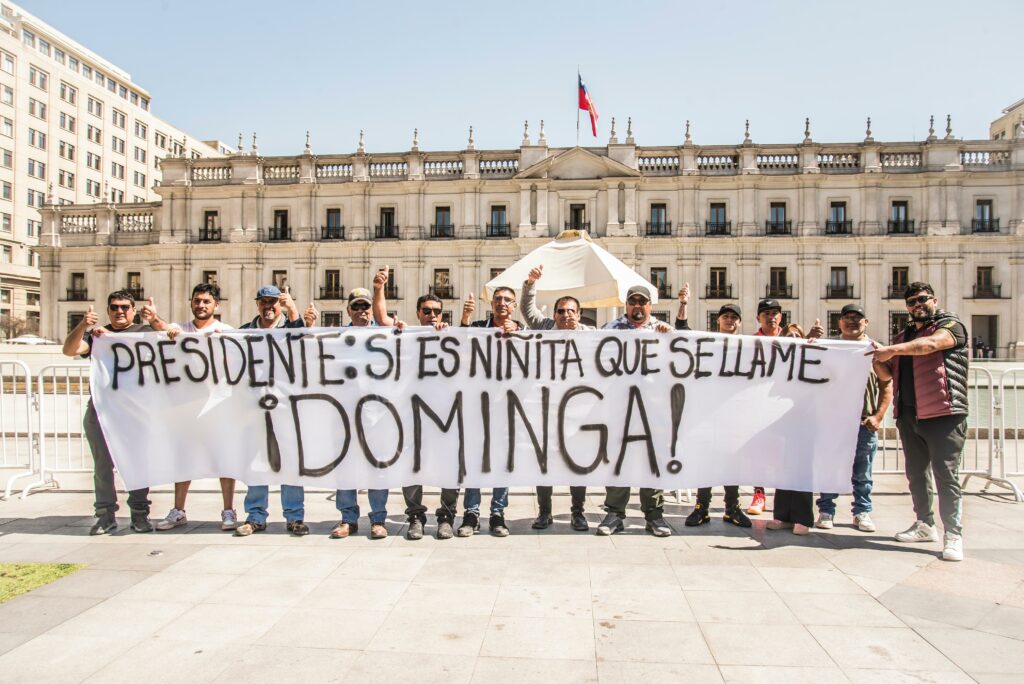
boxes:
[0,475,1022,683]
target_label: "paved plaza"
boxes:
[0,475,1023,683]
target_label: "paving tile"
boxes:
[343,651,475,684]
[757,566,866,594]
[826,547,935,584]
[780,593,904,627]
[900,557,1024,604]
[589,562,681,591]
[258,607,389,650]
[665,547,754,566]
[116,570,236,603]
[83,637,236,683]
[1000,582,1024,608]
[807,626,959,671]
[161,545,268,574]
[0,541,88,562]
[843,669,976,683]
[592,584,693,622]
[673,565,771,592]
[411,554,509,585]
[503,559,591,587]
[321,547,430,582]
[300,577,411,612]
[912,625,1024,674]
[974,604,1024,641]
[847,574,898,598]
[366,611,489,655]
[213,644,358,683]
[597,661,723,683]
[490,584,590,618]
[391,581,498,616]
[585,547,670,565]
[49,597,192,640]
[157,602,290,644]
[594,619,714,664]
[481,616,595,660]
[969,675,1024,684]
[0,632,34,657]
[718,665,848,683]
[476,656,599,683]
[701,623,833,667]
[877,584,994,629]
[245,546,351,579]
[746,546,834,568]
[0,633,135,683]
[29,567,152,599]
[0,594,102,634]
[686,590,798,625]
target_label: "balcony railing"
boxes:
[705,221,731,236]
[268,226,291,241]
[655,284,672,299]
[431,286,454,300]
[321,225,345,240]
[646,221,671,236]
[430,223,455,239]
[825,220,853,235]
[126,287,145,301]
[705,285,733,299]
[198,227,221,242]
[384,285,400,299]
[375,225,399,239]
[972,284,1002,299]
[887,220,915,235]
[825,285,854,299]
[564,221,590,233]
[319,287,344,300]
[766,284,794,298]
[972,219,1000,233]
[765,220,792,235]
[66,288,89,301]
[886,284,907,299]
[486,222,511,238]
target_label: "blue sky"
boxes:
[19,0,1022,155]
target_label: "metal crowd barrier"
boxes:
[1,361,1022,502]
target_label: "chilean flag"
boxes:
[578,75,598,137]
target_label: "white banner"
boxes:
[90,327,872,492]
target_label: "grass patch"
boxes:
[0,562,84,603]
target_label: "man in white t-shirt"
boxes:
[143,283,239,531]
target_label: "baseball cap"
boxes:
[255,285,281,300]
[717,303,742,319]
[757,298,782,315]
[348,288,372,305]
[840,303,866,318]
[625,285,653,302]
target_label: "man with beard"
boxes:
[63,290,154,535]
[457,286,524,537]
[234,284,317,538]
[868,282,969,562]
[596,285,674,537]
[521,264,592,531]
[142,284,240,531]
[371,266,461,540]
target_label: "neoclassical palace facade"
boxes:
[38,121,1024,355]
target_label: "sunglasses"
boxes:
[420,307,442,315]
[349,302,370,311]
[626,298,649,306]
[258,298,279,306]
[108,304,133,312]
[905,295,933,306]
[555,308,579,315]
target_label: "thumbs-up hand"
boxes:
[808,317,825,341]
[83,303,98,327]
[527,264,544,284]
[279,287,297,316]
[303,302,319,327]
[678,282,690,305]
[373,265,389,290]
[140,296,157,322]
[461,292,475,325]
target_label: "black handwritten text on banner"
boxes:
[90,328,872,492]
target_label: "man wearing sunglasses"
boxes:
[597,285,674,537]
[521,264,593,531]
[868,282,969,562]
[63,290,154,535]
[371,268,459,540]
[234,284,314,538]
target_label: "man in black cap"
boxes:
[816,303,892,533]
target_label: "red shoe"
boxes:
[746,489,766,516]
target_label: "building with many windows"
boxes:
[0,2,226,337]
[39,115,1024,356]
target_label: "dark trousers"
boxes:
[602,487,664,521]
[773,489,814,527]
[402,485,460,524]
[696,485,740,508]
[84,402,150,517]
[536,486,586,515]
[897,412,966,535]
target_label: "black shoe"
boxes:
[489,514,510,537]
[287,520,310,536]
[685,502,711,527]
[130,512,153,533]
[436,520,454,540]
[723,506,753,528]
[406,518,424,540]
[531,513,553,530]
[645,518,672,537]
[571,513,589,532]
[596,513,624,536]
[456,513,479,538]
[90,513,117,536]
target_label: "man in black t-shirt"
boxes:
[63,290,153,535]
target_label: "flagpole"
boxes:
[576,68,580,147]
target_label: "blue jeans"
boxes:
[817,424,878,516]
[244,485,305,524]
[463,488,508,516]
[336,489,389,524]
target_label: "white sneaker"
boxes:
[942,532,964,561]
[155,507,187,531]
[854,512,876,532]
[894,520,939,543]
[221,509,238,531]
[815,513,834,529]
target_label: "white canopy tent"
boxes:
[482,230,659,307]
